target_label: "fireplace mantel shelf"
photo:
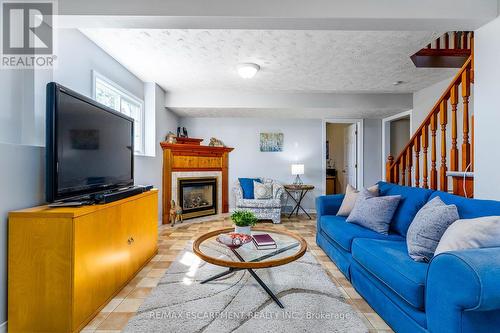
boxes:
[160,142,234,155]
[160,139,234,225]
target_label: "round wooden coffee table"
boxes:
[193,227,307,308]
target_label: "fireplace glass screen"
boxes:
[178,177,217,219]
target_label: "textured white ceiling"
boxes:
[81,29,457,94]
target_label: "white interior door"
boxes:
[343,124,358,189]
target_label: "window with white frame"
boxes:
[92,72,145,155]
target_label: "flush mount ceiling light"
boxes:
[237,63,260,79]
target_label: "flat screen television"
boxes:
[46,82,134,203]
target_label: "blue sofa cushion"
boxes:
[352,238,429,310]
[238,178,261,199]
[378,181,435,236]
[320,215,404,252]
[429,191,500,219]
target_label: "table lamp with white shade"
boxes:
[291,164,304,185]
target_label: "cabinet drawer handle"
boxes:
[127,237,132,245]
[131,237,135,243]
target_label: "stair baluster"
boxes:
[422,124,429,189]
[430,113,438,190]
[462,68,471,170]
[406,146,413,186]
[401,154,406,186]
[450,84,459,172]
[393,161,399,184]
[440,100,448,192]
[414,136,421,188]
[386,155,394,182]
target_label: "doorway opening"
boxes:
[324,121,362,195]
[382,111,413,180]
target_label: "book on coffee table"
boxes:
[252,234,277,250]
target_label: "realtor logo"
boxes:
[1,0,56,68]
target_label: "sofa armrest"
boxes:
[426,247,500,333]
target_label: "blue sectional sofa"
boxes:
[316,181,500,333]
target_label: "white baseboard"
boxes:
[0,321,7,333]
[230,207,317,215]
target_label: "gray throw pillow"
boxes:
[406,196,459,262]
[337,184,379,216]
[346,189,401,235]
[435,216,500,256]
[253,181,273,199]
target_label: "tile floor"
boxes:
[81,214,393,333]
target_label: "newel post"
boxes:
[386,155,394,183]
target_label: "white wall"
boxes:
[54,30,144,100]
[363,119,383,187]
[135,85,179,223]
[412,76,453,134]
[0,29,162,326]
[179,118,324,210]
[0,143,45,328]
[475,15,500,199]
[390,117,410,156]
[58,0,498,32]
[0,70,38,145]
[179,117,383,211]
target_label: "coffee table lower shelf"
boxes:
[201,247,296,308]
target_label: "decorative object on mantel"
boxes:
[165,132,177,144]
[260,132,283,152]
[209,137,225,147]
[231,210,257,235]
[176,126,189,138]
[169,200,183,227]
[291,163,304,185]
[216,233,253,249]
[160,139,234,225]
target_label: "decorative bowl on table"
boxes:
[216,233,253,249]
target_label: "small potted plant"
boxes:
[231,210,257,235]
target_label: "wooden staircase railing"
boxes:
[411,31,473,68]
[386,37,474,195]
[426,31,473,51]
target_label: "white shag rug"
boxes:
[124,241,368,333]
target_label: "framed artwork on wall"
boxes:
[260,132,284,152]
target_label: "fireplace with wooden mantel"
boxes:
[160,138,234,224]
